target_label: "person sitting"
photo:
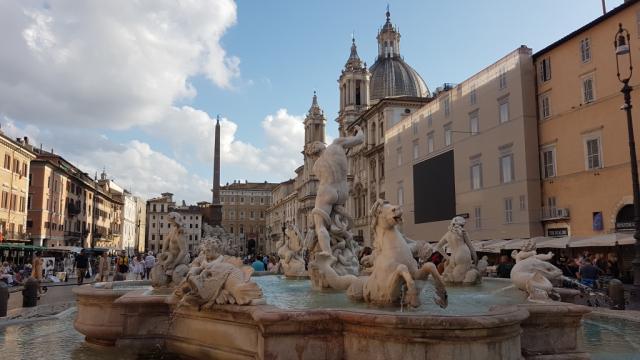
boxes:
[496,255,514,279]
[1,261,14,285]
[251,257,266,272]
[578,258,601,288]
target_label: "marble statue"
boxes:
[171,242,264,308]
[276,223,307,277]
[202,223,239,256]
[434,216,481,285]
[477,255,489,276]
[151,212,190,287]
[346,200,447,308]
[305,126,364,289]
[510,240,562,301]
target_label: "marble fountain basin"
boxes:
[73,277,591,360]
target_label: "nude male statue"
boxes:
[152,212,190,286]
[306,126,364,257]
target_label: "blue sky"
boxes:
[195,0,623,143]
[0,0,626,203]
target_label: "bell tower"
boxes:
[304,91,326,145]
[336,37,370,136]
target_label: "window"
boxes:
[427,112,433,128]
[540,93,551,119]
[500,154,514,183]
[443,96,451,117]
[151,235,155,241]
[582,75,595,103]
[498,67,507,89]
[397,182,404,206]
[396,147,402,166]
[580,37,591,63]
[444,124,452,146]
[474,207,482,229]
[412,121,418,135]
[469,111,479,135]
[504,198,513,224]
[499,99,509,123]
[519,195,526,210]
[469,84,477,105]
[1,191,7,209]
[412,141,419,160]
[585,136,602,170]
[3,154,10,170]
[540,146,556,178]
[539,57,551,82]
[427,132,434,153]
[471,163,482,190]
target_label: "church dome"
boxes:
[369,9,429,101]
[369,57,429,101]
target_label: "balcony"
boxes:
[541,207,570,221]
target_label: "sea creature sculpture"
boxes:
[346,200,448,308]
[172,251,264,308]
[510,240,562,301]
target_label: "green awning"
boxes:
[0,243,47,251]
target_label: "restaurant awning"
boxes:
[471,239,510,253]
[568,233,635,247]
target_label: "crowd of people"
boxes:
[243,254,280,272]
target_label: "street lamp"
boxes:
[615,23,640,291]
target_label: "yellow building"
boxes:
[0,134,35,242]
[535,1,640,250]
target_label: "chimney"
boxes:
[24,137,28,145]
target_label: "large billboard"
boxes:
[413,150,456,224]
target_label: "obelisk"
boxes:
[208,115,223,226]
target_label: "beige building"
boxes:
[265,179,298,255]
[0,134,35,242]
[535,1,640,243]
[145,193,203,254]
[28,152,123,249]
[386,46,543,242]
[220,181,276,255]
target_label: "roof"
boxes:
[369,56,429,101]
[220,181,279,191]
[534,0,639,59]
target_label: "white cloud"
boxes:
[71,140,211,203]
[143,106,305,182]
[0,1,309,202]
[0,0,239,129]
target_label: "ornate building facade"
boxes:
[338,10,431,246]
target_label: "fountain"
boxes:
[72,129,594,359]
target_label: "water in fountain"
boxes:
[561,276,611,307]
[253,275,527,315]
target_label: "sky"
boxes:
[0,0,625,204]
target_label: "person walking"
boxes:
[74,250,89,285]
[116,251,129,275]
[144,251,155,280]
[132,254,144,280]
[97,252,110,282]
